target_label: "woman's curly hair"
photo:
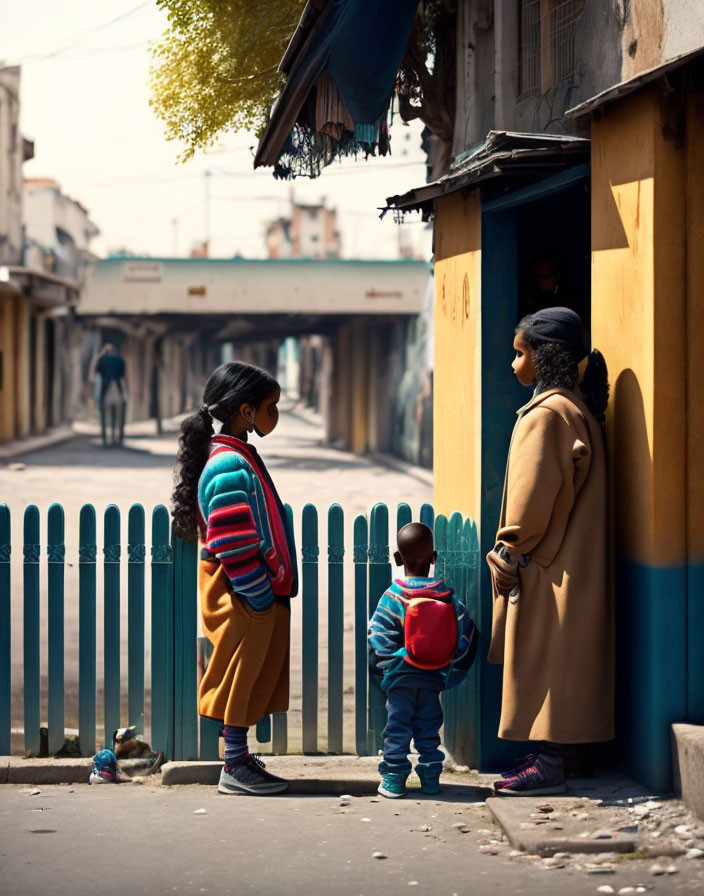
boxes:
[518,314,610,424]
[172,362,279,542]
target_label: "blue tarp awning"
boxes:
[254,0,418,178]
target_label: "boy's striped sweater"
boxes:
[368,577,478,692]
[198,436,297,611]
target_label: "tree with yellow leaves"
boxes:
[150,0,304,161]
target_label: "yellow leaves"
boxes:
[150,0,303,161]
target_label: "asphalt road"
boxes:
[2,783,702,896]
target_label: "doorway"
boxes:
[475,166,591,770]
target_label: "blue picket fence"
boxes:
[0,501,479,760]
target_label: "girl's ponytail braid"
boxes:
[172,406,213,541]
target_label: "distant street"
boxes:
[0,403,433,752]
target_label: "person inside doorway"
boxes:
[172,362,297,796]
[522,251,564,316]
[94,344,128,447]
[486,308,612,795]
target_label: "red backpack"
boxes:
[397,582,458,670]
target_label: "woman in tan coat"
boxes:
[486,307,612,796]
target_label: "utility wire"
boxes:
[11,1,152,65]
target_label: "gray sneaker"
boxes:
[217,755,288,795]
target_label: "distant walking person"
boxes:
[487,307,611,796]
[94,344,128,446]
[368,523,478,799]
[172,362,297,796]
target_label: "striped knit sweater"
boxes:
[368,577,478,692]
[198,436,297,611]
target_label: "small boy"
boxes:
[368,523,478,799]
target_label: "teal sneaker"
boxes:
[416,761,443,795]
[378,772,408,799]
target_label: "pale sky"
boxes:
[1,0,431,260]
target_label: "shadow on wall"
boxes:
[611,367,687,793]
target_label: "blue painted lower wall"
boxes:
[688,562,704,724]
[615,557,687,793]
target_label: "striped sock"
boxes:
[223,725,249,769]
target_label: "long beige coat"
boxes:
[488,388,613,744]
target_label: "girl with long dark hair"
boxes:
[173,361,297,795]
[486,307,612,795]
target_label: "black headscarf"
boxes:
[518,307,587,360]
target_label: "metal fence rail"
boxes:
[0,501,479,760]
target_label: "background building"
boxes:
[265,197,341,259]
[0,65,82,445]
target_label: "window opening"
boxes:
[518,0,541,98]
[552,0,582,82]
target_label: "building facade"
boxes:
[0,65,81,445]
[386,1,704,791]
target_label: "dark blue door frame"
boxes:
[475,164,591,770]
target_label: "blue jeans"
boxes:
[379,685,444,776]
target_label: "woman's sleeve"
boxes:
[203,461,275,611]
[497,407,589,560]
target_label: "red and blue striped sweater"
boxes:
[198,435,298,610]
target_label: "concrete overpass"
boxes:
[77,256,432,461]
[79,256,427,339]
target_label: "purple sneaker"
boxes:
[494,756,566,796]
[500,753,538,779]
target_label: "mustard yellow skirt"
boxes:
[198,559,290,727]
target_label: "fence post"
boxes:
[78,504,97,757]
[301,504,318,753]
[23,505,40,756]
[420,503,435,531]
[127,504,145,736]
[327,504,344,754]
[368,503,391,754]
[173,532,198,760]
[151,505,173,758]
[103,506,121,747]
[353,514,369,756]
[47,504,65,755]
[434,515,448,581]
[172,530,183,760]
[396,503,412,532]
[272,504,294,756]
[0,505,10,754]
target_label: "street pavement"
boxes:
[1,782,703,896]
[0,405,432,752]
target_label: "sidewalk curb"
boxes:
[0,756,482,797]
[0,427,77,463]
[161,761,379,793]
[672,722,704,820]
[2,757,92,784]
[486,796,641,857]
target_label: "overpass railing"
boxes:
[0,502,479,760]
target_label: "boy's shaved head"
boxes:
[395,523,436,575]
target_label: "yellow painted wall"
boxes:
[686,84,704,562]
[433,189,482,522]
[591,88,687,567]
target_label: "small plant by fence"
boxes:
[0,501,479,760]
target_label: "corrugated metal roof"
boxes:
[384,130,590,215]
[567,45,704,119]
